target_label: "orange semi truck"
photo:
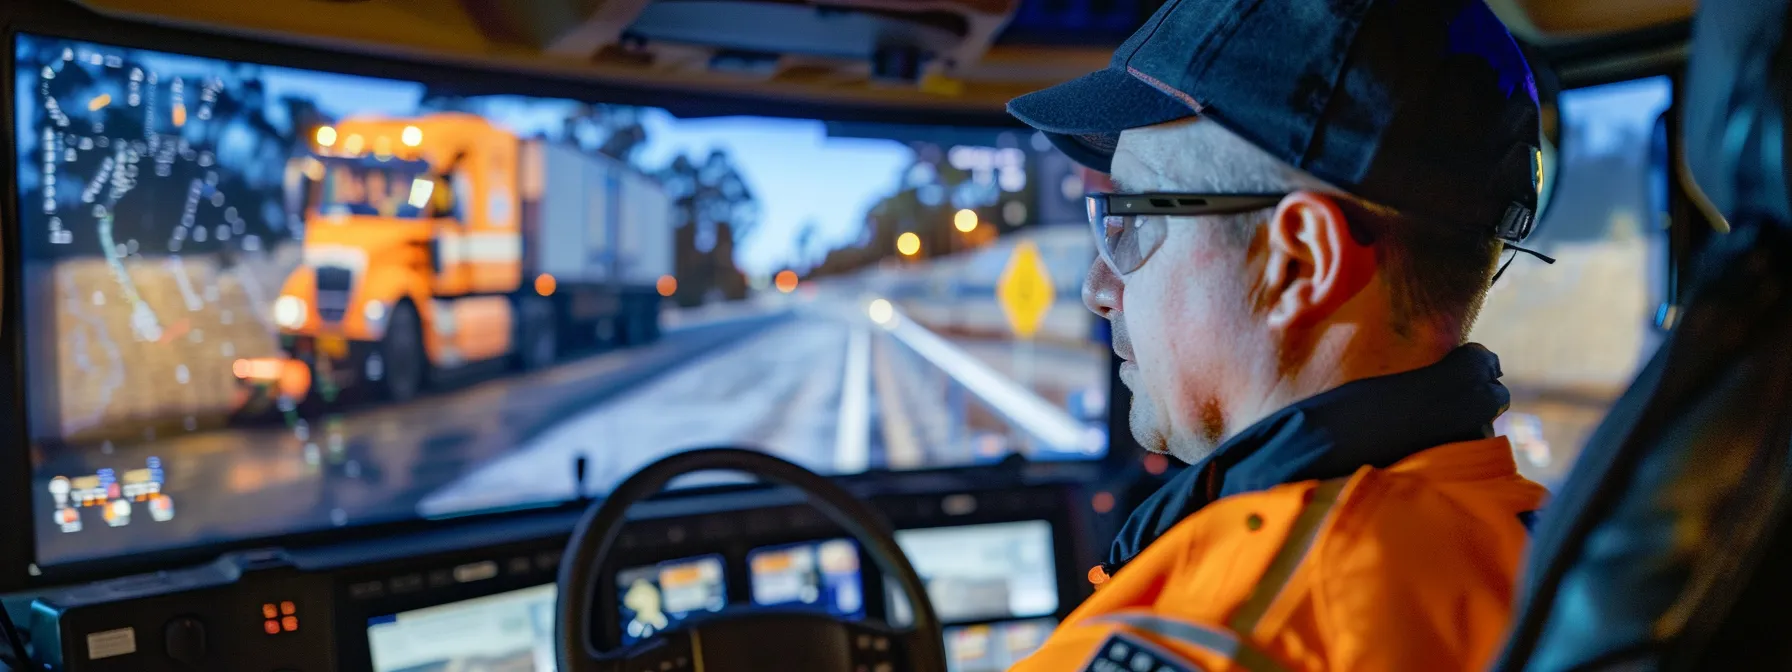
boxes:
[268,113,674,403]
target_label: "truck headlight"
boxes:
[274,295,307,329]
[363,300,387,324]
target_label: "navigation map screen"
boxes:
[11,33,1111,565]
[890,521,1058,624]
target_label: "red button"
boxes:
[263,620,280,635]
[281,616,298,632]
[279,601,296,616]
[262,603,277,619]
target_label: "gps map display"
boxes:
[13,33,1110,565]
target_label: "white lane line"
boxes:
[884,305,1098,455]
[834,323,872,474]
[870,333,925,469]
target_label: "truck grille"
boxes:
[315,266,353,323]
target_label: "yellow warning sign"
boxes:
[997,240,1056,339]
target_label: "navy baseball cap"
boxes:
[1009,0,1543,243]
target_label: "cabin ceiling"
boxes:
[67,0,1698,113]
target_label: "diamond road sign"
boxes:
[997,239,1056,339]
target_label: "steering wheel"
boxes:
[555,448,949,672]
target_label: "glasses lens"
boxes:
[1087,195,1166,275]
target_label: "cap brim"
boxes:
[1007,68,1198,173]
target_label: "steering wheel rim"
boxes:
[555,447,947,672]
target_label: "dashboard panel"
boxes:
[21,484,1095,671]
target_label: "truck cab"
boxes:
[267,113,672,404]
[4,0,1776,670]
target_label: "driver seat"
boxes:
[1492,0,1792,669]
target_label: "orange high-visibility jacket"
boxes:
[1012,436,1548,672]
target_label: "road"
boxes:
[33,290,1109,565]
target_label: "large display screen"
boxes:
[890,520,1058,624]
[366,583,556,672]
[12,33,1110,565]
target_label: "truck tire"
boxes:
[514,296,557,371]
[377,300,429,402]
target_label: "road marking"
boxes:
[834,323,871,474]
[870,334,925,469]
[885,304,1096,455]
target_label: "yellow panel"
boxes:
[1486,0,1695,42]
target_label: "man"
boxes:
[1005,0,1550,670]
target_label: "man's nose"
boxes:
[1083,258,1121,319]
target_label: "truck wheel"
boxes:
[377,301,428,402]
[514,297,557,371]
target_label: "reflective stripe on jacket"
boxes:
[1013,436,1547,671]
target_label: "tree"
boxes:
[661,148,757,303]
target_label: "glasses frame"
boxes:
[1085,192,1289,274]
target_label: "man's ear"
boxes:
[1261,191,1375,330]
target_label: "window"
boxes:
[1469,76,1674,488]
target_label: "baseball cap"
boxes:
[1008,0,1543,243]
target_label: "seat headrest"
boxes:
[1683,0,1792,224]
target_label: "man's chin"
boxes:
[1127,404,1169,455]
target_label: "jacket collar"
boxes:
[1106,344,1512,569]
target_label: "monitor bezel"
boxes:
[0,2,1125,593]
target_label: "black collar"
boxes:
[1106,344,1511,569]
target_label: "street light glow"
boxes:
[954,209,978,233]
[897,232,921,256]
[868,299,894,325]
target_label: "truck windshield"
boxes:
[319,160,435,219]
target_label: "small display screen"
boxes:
[616,554,727,643]
[366,583,556,672]
[944,617,1057,672]
[747,538,864,617]
[890,520,1058,624]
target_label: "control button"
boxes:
[873,636,888,652]
[165,616,206,665]
[675,656,689,667]
[279,601,296,616]
[390,574,423,593]
[874,663,892,672]
[262,620,280,636]
[349,581,384,599]
[856,634,871,650]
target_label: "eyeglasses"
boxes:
[1086,192,1288,274]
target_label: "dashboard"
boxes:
[21,483,1098,672]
